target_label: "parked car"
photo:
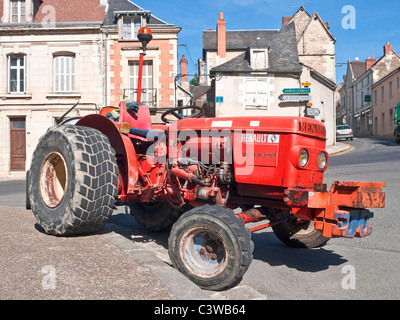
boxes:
[336,125,353,141]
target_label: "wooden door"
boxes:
[10,118,26,171]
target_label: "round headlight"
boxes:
[317,152,327,170]
[299,149,309,167]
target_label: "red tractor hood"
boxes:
[176,116,327,140]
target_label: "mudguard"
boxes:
[76,114,139,196]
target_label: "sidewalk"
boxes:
[326,142,351,156]
[0,206,208,300]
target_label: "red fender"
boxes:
[76,114,138,197]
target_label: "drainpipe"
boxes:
[104,27,109,107]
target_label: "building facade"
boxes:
[104,0,181,122]
[0,0,107,176]
[372,67,400,136]
[340,42,400,136]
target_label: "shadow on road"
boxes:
[251,231,348,273]
[105,211,349,275]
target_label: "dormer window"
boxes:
[122,16,142,39]
[250,48,268,70]
[117,10,151,40]
[10,0,26,23]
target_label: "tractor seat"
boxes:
[119,101,152,132]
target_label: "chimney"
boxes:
[180,55,188,84]
[282,16,291,27]
[180,55,190,91]
[384,41,392,55]
[217,12,226,58]
[365,56,376,70]
[198,58,206,84]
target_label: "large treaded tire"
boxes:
[129,202,192,232]
[272,219,329,248]
[28,125,119,236]
[129,202,181,232]
[168,205,253,291]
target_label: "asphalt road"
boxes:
[1,137,399,300]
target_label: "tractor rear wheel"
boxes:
[272,218,329,248]
[168,205,253,291]
[28,125,119,236]
[129,202,183,232]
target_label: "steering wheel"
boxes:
[161,106,204,123]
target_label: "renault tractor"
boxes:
[27,27,385,291]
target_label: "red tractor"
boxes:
[27,28,386,291]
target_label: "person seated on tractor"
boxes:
[106,99,140,122]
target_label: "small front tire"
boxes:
[168,205,253,291]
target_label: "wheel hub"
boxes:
[40,152,68,208]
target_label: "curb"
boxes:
[102,222,211,300]
[328,143,351,156]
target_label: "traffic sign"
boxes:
[282,88,311,94]
[305,107,320,117]
[280,95,311,101]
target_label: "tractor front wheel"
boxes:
[168,205,253,291]
[28,125,119,236]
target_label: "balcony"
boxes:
[123,88,157,107]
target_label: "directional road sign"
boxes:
[305,107,320,117]
[280,95,311,101]
[282,88,311,94]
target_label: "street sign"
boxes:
[216,96,223,103]
[280,95,311,101]
[305,107,320,117]
[283,88,311,94]
[302,82,311,87]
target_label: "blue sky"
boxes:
[133,0,400,84]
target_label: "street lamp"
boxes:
[136,27,153,105]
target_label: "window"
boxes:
[54,55,76,93]
[374,90,377,105]
[251,50,268,70]
[361,91,364,107]
[245,78,268,108]
[389,81,393,98]
[128,60,153,104]
[9,55,25,93]
[10,0,25,23]
[122,17,142,39]
[381,86,385,102]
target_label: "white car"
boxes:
[336,125,353,141]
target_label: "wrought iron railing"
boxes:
[123,88,157,106]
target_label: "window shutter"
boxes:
[123,18,132,38]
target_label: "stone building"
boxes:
[0,0,107,176]
[202,9,337,146]
[281,6,336,82]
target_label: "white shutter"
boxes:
[122,18,132,38]
[245,78,268,108]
